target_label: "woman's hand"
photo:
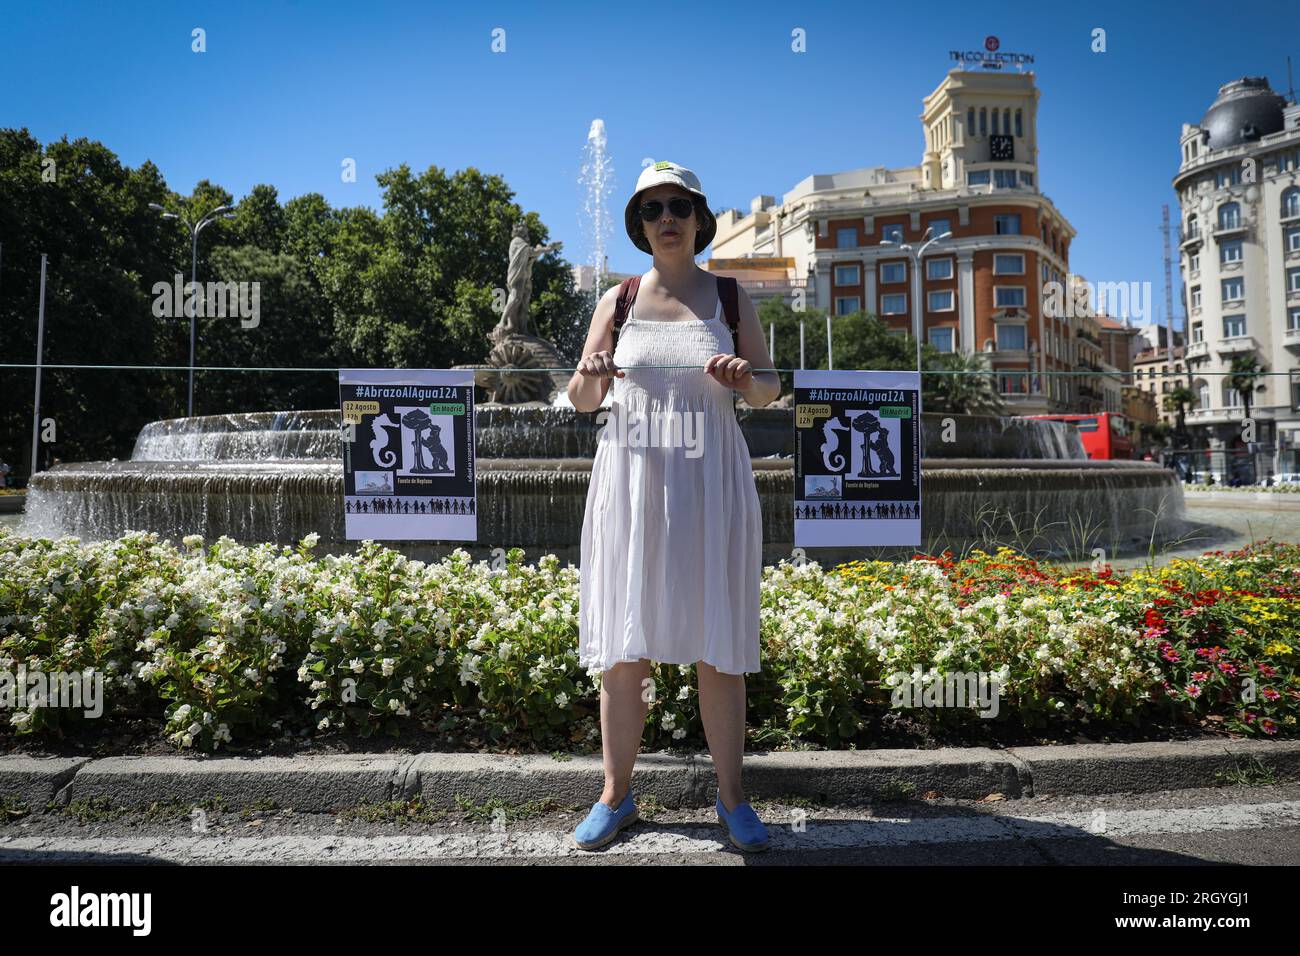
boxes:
[705,353,753,389]
[576,350,625,379]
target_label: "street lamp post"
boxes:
[880,228,952,380]
[149,202,235,416]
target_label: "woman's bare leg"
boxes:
[598,659,653,808]
[697,661,747,811]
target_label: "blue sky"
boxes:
[3,0,1298,331]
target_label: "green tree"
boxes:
[1226,354,1267,421]
[1162,384,1196,443]
[920,345,1006,417]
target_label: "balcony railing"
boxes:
[1186,340,1210,360]
[1215,335,1257,356]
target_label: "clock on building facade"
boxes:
[990,134,1014,161]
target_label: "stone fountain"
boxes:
[20,165,1187,563]
[22,404,1187,565]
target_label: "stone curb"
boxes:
[1,739,1296,813]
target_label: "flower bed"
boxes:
[0,527,1295,752]
[1187,483,1300,493]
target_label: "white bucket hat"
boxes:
[624,160,717,255]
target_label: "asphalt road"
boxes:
[3,782,1298,866]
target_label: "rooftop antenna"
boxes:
[1288,55,1296,104]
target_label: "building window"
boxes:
[881,293,907,314]
[993,253,1024,274]
[967,169,990,186]
[993,214,1021,235]
[1220,238,1243,264]
[833,264,860,286]
[928,218,951,239]
[835,296,861,316]
[1221,277,1244,302]
[1288,307,1300,331]
[994,169,1017,188]
[929,327,955,351]
[979,108,987,136]
[1190,285,1201,309]
[996,324,1027,350]
[1286,225,1300,252]
[1019,171,1034,186]
[1215,166,1242,188]
[1188,251,1200,273]
[1217,202,1241,230]
[995,286,1026,308]
[881,224,904,244]
[966,107,975,136]
[1223,383,1243,408]
[926,257,954,280]
[1186,214,1198,238]
[1191,321,1203,342]
[1223,314,1246,338]
[1290,267,1300,292]
[927,290,954,311]
[1283,188,1300,219]
[880,261,906,284]
[991,110,1000,135]
[836,227,857,249]
[1015,109,1023,137]
[1199,384,1211,409]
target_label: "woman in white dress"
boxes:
[565,162,781,851]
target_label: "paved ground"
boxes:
[3,782,1298,865]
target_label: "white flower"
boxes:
[350,659,365,674]
[301,532,320,549]
[183,535,204,549]
[318,717,331,730]
[175,703,192,719]
[554,692,569,709]
[381,658,395,677]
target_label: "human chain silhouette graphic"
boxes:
[795,501,919,520]
[345,497,475,515]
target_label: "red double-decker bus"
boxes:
[1023,412,1134,460]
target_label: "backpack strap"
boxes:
[717,275,740,354]
[611,275,641,351]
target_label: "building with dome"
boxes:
[1174,76,1300,479]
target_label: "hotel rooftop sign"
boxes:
[950,36,1034,70]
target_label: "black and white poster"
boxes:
[793,370,922,547]
[338,369,477,541]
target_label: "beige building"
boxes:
[707,68,1081,415]
[1174,75,1300,477]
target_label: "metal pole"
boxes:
[799,319,805,370]
[189,228,198,416]
[768,322,774,365]
[826,314,833,370]
[30,254,47,479]
[912,246,922,377]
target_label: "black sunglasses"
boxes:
[638,196,695,221]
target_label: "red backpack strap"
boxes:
[611,275,641,346]
[718,275,740,353]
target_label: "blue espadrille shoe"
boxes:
[716,793,771,852]
[572,790,640,850]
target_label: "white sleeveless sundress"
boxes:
[578,288,763,676]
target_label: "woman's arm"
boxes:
[705,284,781,407]
[565,284,625,414]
